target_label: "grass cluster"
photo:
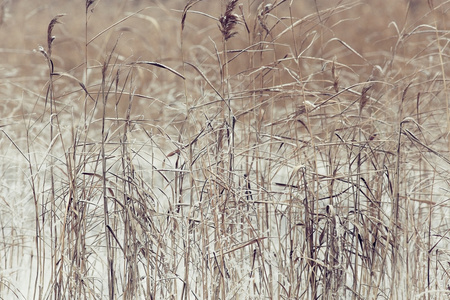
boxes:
[1,0,449,299]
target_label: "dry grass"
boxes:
[1,0,449,299]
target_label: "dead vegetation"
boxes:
[0,0,449,299]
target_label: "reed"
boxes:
[0,0,449,299]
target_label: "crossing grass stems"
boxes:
[0,0,449,299]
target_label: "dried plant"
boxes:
[1,1,449,299]
[46,14,65,58]
[181,0,202,31]
[219,0,239,40]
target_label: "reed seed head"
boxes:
[219,0,239,41]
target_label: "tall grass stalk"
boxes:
[0,1,449,299]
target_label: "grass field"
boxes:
[1,0,449,299]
